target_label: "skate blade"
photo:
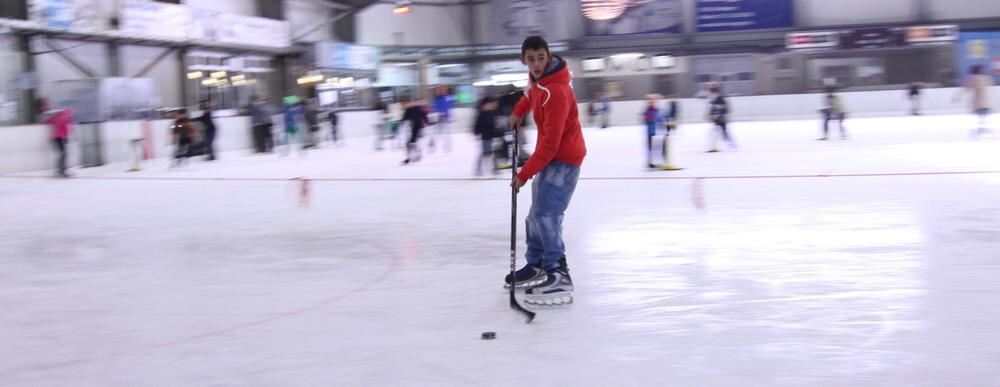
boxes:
[525,293,574,306]
[502,277,546,290]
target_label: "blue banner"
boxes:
[583,0,681,36]
[696,0,793,32]
[957,32,1000,85]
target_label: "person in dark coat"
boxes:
[473,95,501,175]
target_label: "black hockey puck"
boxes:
[481,332,496,340]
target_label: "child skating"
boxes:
[956,65,995,139]
[706,84,735,152]
[473,95,500,176]
[642,95,662,168]
[504,36,587,305]
[819,86,848,140]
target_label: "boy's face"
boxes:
[521,48,550,80]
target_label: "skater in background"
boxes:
[430,86,453,153]
[506,36,587,305]
[304,99,320,149]
[473,95,500,176]
[248,95,273,153]
[374,100,389,151]
[198,100,217,161]
[955,65,995,139]
[908,81,923,116]
[588,94,600,128]
[498,85,530,166]
[36,97,74,178]
[281,96,306,157]
[388,98,405,149]
[599,93,611,129]
[170,108,196,168]
[641,94,662,168]
[328,108,339,145]
[401,96,429,165]
[819,86,848,140]
[664,99,679,134]
[706,84,735,152]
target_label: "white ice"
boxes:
[2,114,1000,386]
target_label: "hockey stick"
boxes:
[509,124,536,323]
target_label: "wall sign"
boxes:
[315,42,380,71]
[696,0,793,32]
[788,25,957,51]
[583,0,682,36]
[957,32,1000,84]
[120,1,191,40]
[493,0,551,44]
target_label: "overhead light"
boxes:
[393,1,412,14]
[187,71,203,79]
[201,79,217,86]
[610,53,644,60]
[326,77,340,84]
[491,73,529,82]
[231,74,245,82]
[297,75,324,85]
[582,58,605,72]
[581,0,649,21]
[473,80,495,87]
[652,55,675,68]
[512,80,529,88]
[210,71,227,79]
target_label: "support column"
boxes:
[108,41,121,77]
[178,47,189,107]
[914,0,931,22]
[19,34,35,123]
[418,56,431,101]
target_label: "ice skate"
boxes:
[504,263,546,289]
[525,268,574,306]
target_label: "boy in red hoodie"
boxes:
[503,36,587,305]
[36,98,74,178]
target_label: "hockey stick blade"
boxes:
[510,288,536,323]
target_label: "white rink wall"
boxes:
[0,112,383,174]
[3,87,998,174]
[580,86,1000,127]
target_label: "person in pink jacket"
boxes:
[36,98,74,178]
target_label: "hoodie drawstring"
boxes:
[536,83,552,107]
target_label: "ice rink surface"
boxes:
[2,114,1000,386]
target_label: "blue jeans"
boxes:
[525,161,581,271]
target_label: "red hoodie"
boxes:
[513,56,587,181]
[42,108,74,140]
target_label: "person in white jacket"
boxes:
[956,65,995,138]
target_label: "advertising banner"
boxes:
[30,0,102,31]
[696,0,793,32]
[216,13,291,48]
[957,32,1000,84]
[119,1,190,40]
[314,42,380,71]
[583,0,681,36]
[492,0,552,44]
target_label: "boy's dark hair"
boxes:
[970,64,983,75]
[521,36,549,57]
